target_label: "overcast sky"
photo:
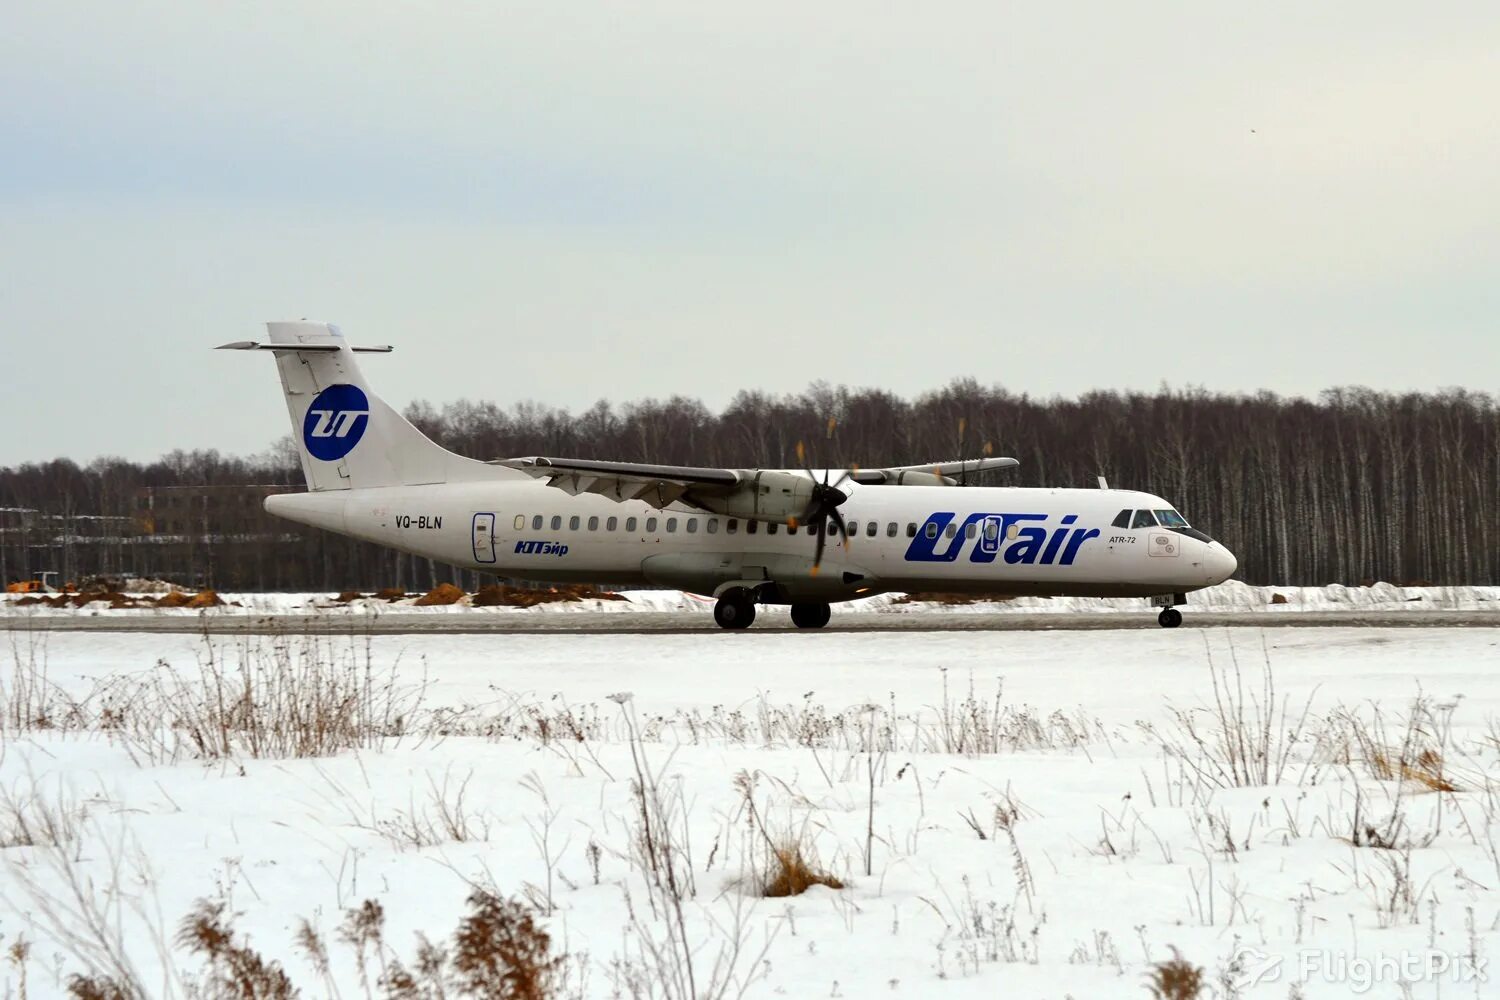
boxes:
[3,2,1497,465]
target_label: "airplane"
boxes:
[221,322,1238,629]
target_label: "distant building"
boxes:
[134,484,294,540]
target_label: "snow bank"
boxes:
[1,581,1496,618]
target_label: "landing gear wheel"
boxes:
[714,593,756,630]
[790,602,832,629]
[1158,607,1183,629]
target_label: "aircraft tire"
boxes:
[1158,607,1183,629]
[714,594,756,630]
[790,602,832,629]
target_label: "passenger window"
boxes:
[532,515,542,530]
[965,522,977,539]
[925,522,939,539]
[587,516,599,531]
[514,515,525,530]
[867,521,878,537]
[767,522,778,535]
[606,516,618,531]
[646,517,658,532]
[1111,509,1132,529]
[984,519,999,541]
[686,518,698,533]
[727,519,737,534]
[944,523,957,538]
[569,516,581,530]
[550,516,562,530]
[1131,510,1158,529]
[887,522,897,537]
[746,519,757,534]
[706,519,718,534]
[807,523,817,536]
[626,517,638,532]
[906,522,917,537]
[846,520,857,536]
[666,518,678,532]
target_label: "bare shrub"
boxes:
[372,769,494,850]
[136,634,425,762]
[734,770,844,898]
[1142,635,1320,790]
[0,779,85,849]
[1145,947,1204,999]
[0,631,88,734]
[610,696,774,1000]
[926,669,1095,756]
[1328,695,1462,792]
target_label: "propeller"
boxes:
[953,417,996,487]
[791,427,856,575]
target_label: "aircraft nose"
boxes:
[1206,542,1238,584]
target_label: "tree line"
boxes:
[2,382,1495,590]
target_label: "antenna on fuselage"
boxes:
[1097,476,1109,489]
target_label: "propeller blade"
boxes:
[829,507,850,551]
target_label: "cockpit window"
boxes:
[1131,509,1158,529]
[1154,509,1189,528]
[1111,509,1132,529]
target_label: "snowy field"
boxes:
[2,625,1500,998]
[3,580,1499,619]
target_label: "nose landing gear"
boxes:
[1152,593,1187,628]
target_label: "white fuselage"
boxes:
[267,477,1238,602]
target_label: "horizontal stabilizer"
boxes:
[216,341,395,354]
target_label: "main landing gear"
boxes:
[1157,607,1183,629]
[790,602,831,629]
[713,591,756,630]
[712,594,834,630]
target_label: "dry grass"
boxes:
[1,633,427,764]
[1145,947,1204,999]
[762,845,844,897]
[1327,695,1465,792]
[35,891,566,1000]
[177,899,297,998]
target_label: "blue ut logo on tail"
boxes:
[303,384,370,461]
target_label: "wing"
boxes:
[491,454,1020,509]
[490,457,742,509]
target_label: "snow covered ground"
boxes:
[2,626,1499,997]
[3,580,1498,618]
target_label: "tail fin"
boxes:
[221,321,506,491]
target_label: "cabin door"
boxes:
[472,512,497,564]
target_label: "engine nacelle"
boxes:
[867,470,953,487]
[691,470,817,523]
